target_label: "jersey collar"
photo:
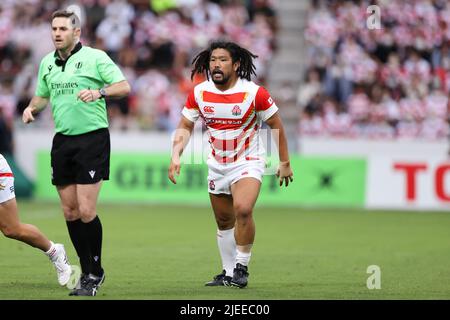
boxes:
[54,41,82,61]
[210,78,244,94]
[54,42,82,71]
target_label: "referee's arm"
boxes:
[102,80,130,98]
[77,80,131,102]
[22,96,49,124]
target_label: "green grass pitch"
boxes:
[1,201,450,299]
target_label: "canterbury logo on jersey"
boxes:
[203,106,215,114]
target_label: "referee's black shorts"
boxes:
[51,128,110,186]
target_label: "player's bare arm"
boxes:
[168,116,195,184]
[22,96,50,124]
[77,80,131,103]
[265,112,294,187]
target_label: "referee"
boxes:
[22,10,130,296]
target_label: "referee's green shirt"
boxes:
[35,43,125,135]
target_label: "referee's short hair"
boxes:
[51,10,81,29]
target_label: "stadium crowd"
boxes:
[0,0,277,155]
[299,0,450,140]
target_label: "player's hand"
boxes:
[276,161,294,187]
[168,156,181,184]
[77,89,101,102]
[22,106,35,124]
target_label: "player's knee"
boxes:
[78,204,95,221]
[234,203,253,220]
[61,205,80,221]
[215,215,235,229]
[1,225,22,240]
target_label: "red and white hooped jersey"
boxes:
[0,154,13,178]
[0,153,15,204]
[182,79,278,164]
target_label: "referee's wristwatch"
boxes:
[99,87,107,99]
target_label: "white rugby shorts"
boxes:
[207,158,266,195]
[0,154,15,204]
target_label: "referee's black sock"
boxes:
[66,219,91,275]
[84,215,103,277]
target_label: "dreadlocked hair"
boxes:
[191,41,258,81]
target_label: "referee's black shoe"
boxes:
[205,270,232,286]
[230,263,249,288]
[69,271,105,296]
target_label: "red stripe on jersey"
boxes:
[241,101,255,122]
[242,116,257,132]
[213,128,257,164]
[0,173,13,177]
[210,117,257,151]
[204,102,255,130]
[185,90,199,109]
[202,91,247,104]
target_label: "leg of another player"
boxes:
[0,197,72,286]
[208,193,236,284]
[0,198,51,251]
